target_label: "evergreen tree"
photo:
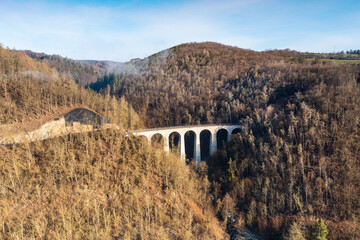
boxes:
[311,218,328,240]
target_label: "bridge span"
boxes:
[133,124,243,163]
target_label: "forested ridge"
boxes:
[90,42,360,239]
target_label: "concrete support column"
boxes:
[180,133,185,159]
[148,134,153,146]
[164,134,169,152]
[195,132,201,164]
[210,131,217,155]
[227,130,232,142]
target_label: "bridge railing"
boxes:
[133,123,244,132]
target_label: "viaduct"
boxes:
[133,124,243,163]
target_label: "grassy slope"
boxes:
[304,58,360,64]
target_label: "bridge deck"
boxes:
[133,123,243,133]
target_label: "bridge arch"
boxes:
[136,135,148,145]
[216,128,229,150]
[151,133,165,149]
[231,127,242,135]
[185,130,196,161]
[200,129,211,161]
[169,131,181,155]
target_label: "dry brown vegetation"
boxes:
[0,130,226,239]
[90,42,360,239]
[0,46,55,75]
[2,41,360,239]
[0,44,226,239]
[0,45,142,136]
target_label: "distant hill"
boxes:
[22,50,125,84]
[89,42,360,127]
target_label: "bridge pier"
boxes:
[195,132,201,163]
[180,133,185,159]
[227,131,232,142]
[133,124,243,164]
[210,131,217,155]
[163,134,169,152]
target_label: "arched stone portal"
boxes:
[200,130,211,161]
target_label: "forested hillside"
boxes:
[1,42,359,239]
[0,45,227,239]
[90,42,282,127]
[0,131,225,239]
[90,42,360,239]
[90,42,360,128]
[0,45,141,134]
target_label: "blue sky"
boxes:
[0,0,359,61]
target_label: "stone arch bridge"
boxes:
[133,124,243,163]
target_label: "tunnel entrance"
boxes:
[64,108,110,127]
